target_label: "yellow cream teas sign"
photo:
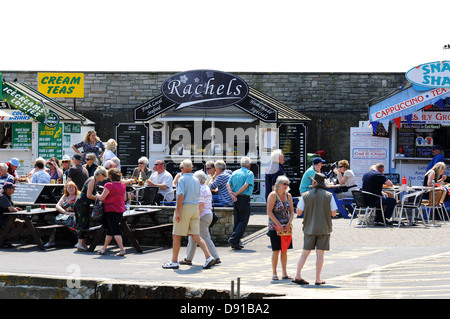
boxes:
[38,73,84,98]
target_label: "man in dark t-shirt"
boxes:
[67,154,89,191]
[361,163,395,224]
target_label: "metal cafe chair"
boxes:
[395,189,427,227]
[350,189,385,228]
[132,186,159,205]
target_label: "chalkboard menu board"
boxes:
[278,123,307,197]
[397,128,415,157]
[116,123,149,176]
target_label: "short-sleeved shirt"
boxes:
[199,184,213,217]
[31,170,51,184]
[298,188,337,235]
[209,169,233,204]
[228,167,254,196]
[102,182,126,213]
[149,170,174,201]
[73,140,105,163]
[68,164,89,191]
[361,169,386,205]
[0,173,15,187]
[177,173,200,205]
[299,166,317,194]
[0,194,13,226]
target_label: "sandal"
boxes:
[97,248,106,255]
[282,275,293,280]
[292,278,309,285]
[115,250,126,257]
[315,280,326,285]
[272,275,279,281]
[179,259,192,265]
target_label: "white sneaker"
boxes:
[162,261,179,269]
[203,256,216,269]
[44,242,55,248]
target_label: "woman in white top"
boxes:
[333,160,357,199]
[180,170,220,265]
[102,139,117,165]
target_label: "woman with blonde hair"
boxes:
[332,159,357,199]
[424,162,447,187]
[102,138,117,165]
[266,175,294,281]
[72,129,105,164]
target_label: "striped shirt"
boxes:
[209,169,233,205]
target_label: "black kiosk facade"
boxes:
[122,70,310,203]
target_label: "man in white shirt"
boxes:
[147,160,174,203]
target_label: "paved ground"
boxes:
[2,212,450,299]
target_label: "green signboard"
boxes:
[2,82,60,127]
[38,123,63,159]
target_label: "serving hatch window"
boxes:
[396,123,449,158]
[168,120,259,157]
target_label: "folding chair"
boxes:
[350,189,385,227]
[396,190,427,227]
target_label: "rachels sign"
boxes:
[161,70,248,111]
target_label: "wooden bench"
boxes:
[131,223,173,232]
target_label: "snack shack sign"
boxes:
[406,61,450,89]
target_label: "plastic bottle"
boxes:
[402,176,407,191]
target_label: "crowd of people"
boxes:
[0,130,448,284]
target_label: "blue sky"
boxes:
[2,0,449,73]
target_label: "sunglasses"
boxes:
[283,183,290,186]
[153,163,163,166]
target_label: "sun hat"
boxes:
[9,158,20,167]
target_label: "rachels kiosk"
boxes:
[127,70,311,203]
[360,61,450,186]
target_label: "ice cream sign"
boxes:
[406,61,450,89]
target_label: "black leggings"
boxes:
[103,212,123,236]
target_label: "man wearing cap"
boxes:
[293,173,337,286]
[67,154,89,191]
[0,182,24,248]
[299,157,325,194]
[426,144,445,172]
[0,163,15,187]
[6,158,20,183]
[61,155,72,180]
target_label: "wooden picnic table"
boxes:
[87,207,171,253]
[0,207,59,250]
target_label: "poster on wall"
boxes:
[350,126,390,187]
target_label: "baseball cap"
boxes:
[2,182,16,191]
[312,157,325,165]
[73,154,83,161]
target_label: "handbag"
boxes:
[91,199,104,220]
[209,212,219,228]
[276,224,292,236]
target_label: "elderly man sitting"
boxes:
[361,163,395,225]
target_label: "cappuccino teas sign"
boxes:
[162,70,248,110]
